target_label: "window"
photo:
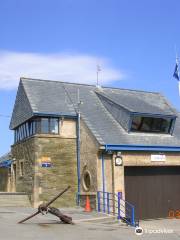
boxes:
[13,164,16,180]
[82,171,91,191]
[41,118,49,134]
[39,118,59,134]
[131,116,173,134]
[14,117,59,143]
[19,161,24,176]
[50,118,59,134]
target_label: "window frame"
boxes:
[19,160,24,177]
[14,117,60,144]
[37,117,59,135]
[130,114,175,134]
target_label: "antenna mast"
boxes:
[96,65,101,87]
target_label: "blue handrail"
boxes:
[97,191,136,227]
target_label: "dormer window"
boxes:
[130,115,174,134]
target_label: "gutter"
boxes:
[105,144,180,152]
[33,112,77,118]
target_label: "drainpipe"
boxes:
[101,152,106,212]
[111,154,115,214]
[76,111,81,205]
[101,152,105,194]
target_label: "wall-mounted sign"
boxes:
[41,156,52,167]
[41,162,52,168]
[41,157,51,162]
[151,154,166,162]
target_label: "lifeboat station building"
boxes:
[9,77,180,220]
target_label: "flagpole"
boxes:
[96,65,101,87]
[178,81,180,96]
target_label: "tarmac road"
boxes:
[0,207,180,240]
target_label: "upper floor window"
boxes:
[39,118,59,134]
[14,117,59,143]
[130,116,173,134]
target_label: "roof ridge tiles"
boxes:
[20,77,160,94]
[20,77,96,88]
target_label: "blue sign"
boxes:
[41,162,52,168]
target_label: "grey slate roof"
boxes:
[95,88,177,116]
[10,78,180,147]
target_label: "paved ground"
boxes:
[0,207,180,240]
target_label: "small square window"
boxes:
[50,118,59,134]
[20,161,24,176]
[41,118,49,134]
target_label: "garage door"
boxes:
[125,166,180,220]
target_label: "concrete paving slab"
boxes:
[0,207,180,240]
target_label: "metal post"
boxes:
[131,206,135,226]
[101,153,106,213]
[103,192,106,213]
[76,111,81,205]
[107,192,110,214]
[117,192,121,220]
[97,191,101,212]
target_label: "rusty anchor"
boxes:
[18,186,73,224]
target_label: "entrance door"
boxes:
[125,166,180,219]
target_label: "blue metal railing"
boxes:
[97,191,136,227]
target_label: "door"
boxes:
[125,166,180,219]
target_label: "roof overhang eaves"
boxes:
[33,112,77,118]
[131,112,177,118]
[105,144,180,152]
[10,112,78,130]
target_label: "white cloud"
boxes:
[0,51,125,90]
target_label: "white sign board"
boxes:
[151,154,166,162]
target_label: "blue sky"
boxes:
[0,0,180,155]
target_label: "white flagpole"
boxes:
[96,64,101,87]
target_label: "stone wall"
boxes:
[79,120,100,207]
[97,153,114,193]
[11,137,36,203]
[123,151,180,166]
[80,120,99,193]
[0,168,9,191]
[11,118,78,207]
[35,136,77,208]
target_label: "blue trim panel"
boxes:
[105,144,180,152]
[33,112,77,118]
[0,160,12,168]
[131,112,177,119]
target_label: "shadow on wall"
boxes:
[0,168,9,191]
